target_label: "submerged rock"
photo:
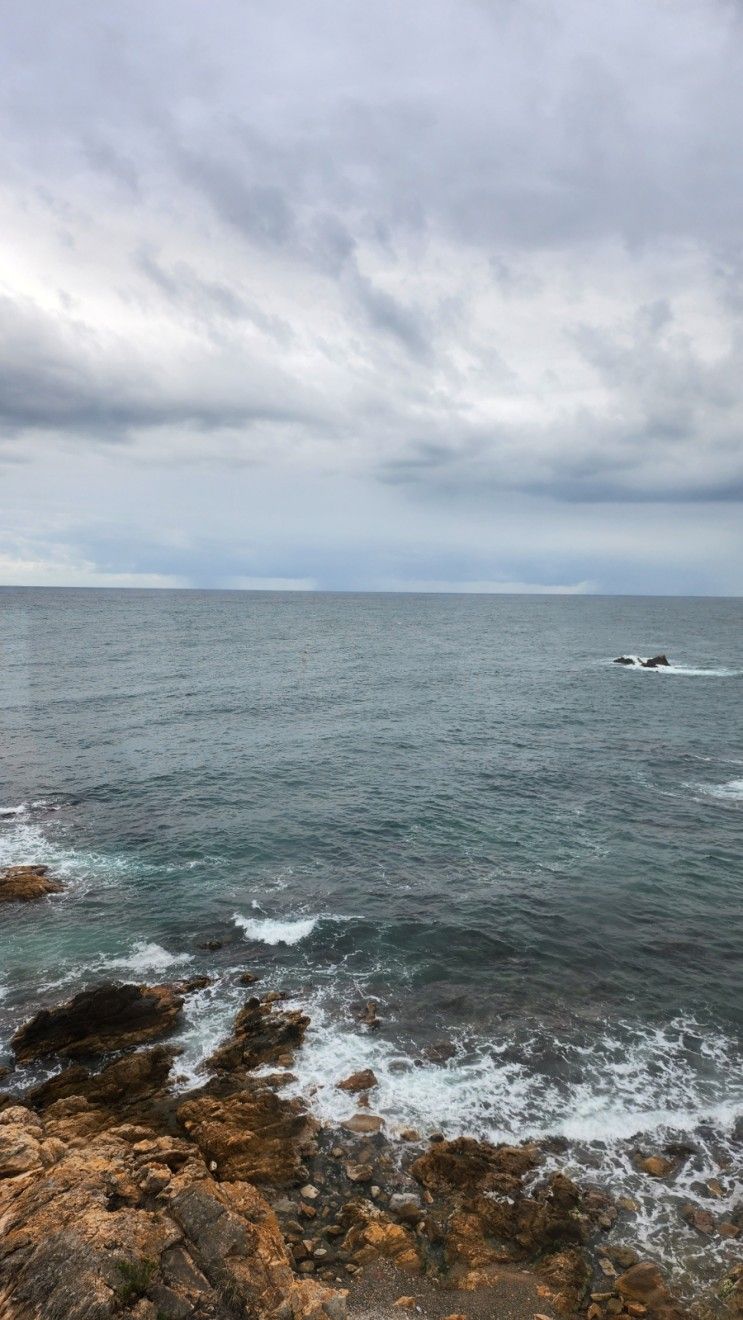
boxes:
[11,982,183,1062]
[0,864,63,903]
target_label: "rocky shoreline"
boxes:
[0,968,740,1320]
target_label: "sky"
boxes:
[1,0,743,594]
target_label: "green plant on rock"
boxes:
[115,1255,156,1305]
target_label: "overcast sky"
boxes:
[1,0,743,593]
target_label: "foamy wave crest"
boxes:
[233,913,318,946]
[697,778,743,802]
[100,941,193,974]
[281,1000,742,1147]
[0,804,28,818]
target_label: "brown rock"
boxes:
[206,996,309,1075]
[419,1040,456,1064]
[680,1202,715,1234]
[639,1155,675,1178]
[393,1298,416,1309]
[178,1084,316,1186]
[342,1113,383,1134]
[538,1247,590,1314]
[339,1202,422,1274]
[0,1102,346,1319]
[0,864,63,903]
[26,1045,178,1110]
[411,1136,539,1194]
[615,1261,681,1316]
[345,1163,374,1183]
[337,1069,378,1093]
[238,970,258,985]
[11,983,183,1062]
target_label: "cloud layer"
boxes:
[1,0,742,590]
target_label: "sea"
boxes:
[1,587,741,1297]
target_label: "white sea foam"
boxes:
[278,1001,742,1146]
[0,804,28,818]
[698,778,743,802]
[233,913,319,945]
[101,940,193,974]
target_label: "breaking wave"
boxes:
[233,913,320,945]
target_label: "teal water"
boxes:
[0,588,741,1287]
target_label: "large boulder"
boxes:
[178,1084,317,1186]
[0,864,63,903]
[206,994,309,1076]
[11,982,184,1062]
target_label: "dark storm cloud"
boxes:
[0,293,319,440]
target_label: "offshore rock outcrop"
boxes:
[613,654,670,668]
[0,864,63,903]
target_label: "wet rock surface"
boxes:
[11,982,184,1062]
[0,863,64,903]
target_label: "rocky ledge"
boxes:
[0,863,64,903]
[0,980,739,1320]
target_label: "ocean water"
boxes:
[1,588,741,1292]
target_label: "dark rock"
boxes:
[419,1041,456,1065]
[11,983,184,1062]
[206,996,309,1076]
[26,1046,178,1110]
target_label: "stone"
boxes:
[205,996,309,1075]
[639,1155,675,1178]
[680,1203,715,1234]
[342,1113,383,1134]
[0,864,64,903]
[238,970,258,984]
[419,1040,456,1064]
[615,1261,678,1310]
[337,1069,378,1093]
[393,1298,416,1308]
[345,1163,373,1183]
[26,1045,178,1109]
[11,983,183,1062]
[388,1193,424,1224]
[399,1128,420,1142]
[178,1085,316,1186]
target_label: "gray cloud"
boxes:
[0,0,742,588]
